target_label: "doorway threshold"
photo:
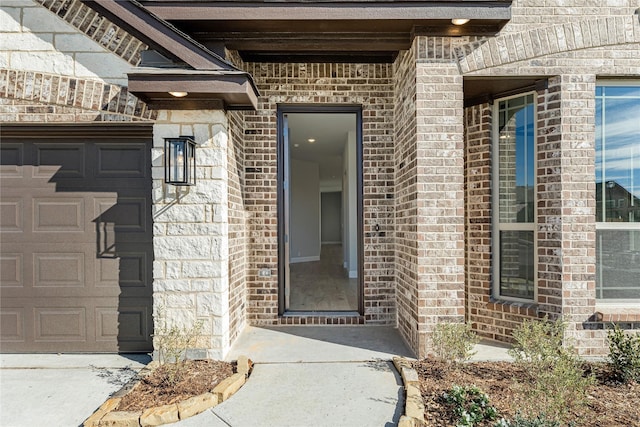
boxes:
[278,312,365,325]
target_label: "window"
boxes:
[595,83,640,300]
[493,93,536,301]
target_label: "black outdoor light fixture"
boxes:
[164,136,196,186]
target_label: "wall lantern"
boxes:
[164,136,196,186]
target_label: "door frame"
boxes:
[276,104,364,315]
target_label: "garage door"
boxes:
[1,125,153,352]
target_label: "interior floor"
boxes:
[289,244,358,311]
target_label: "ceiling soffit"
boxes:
[139,1,513,63]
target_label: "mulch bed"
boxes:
[412,359,640,427]
[116,360,234,411]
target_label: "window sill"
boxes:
[593,304,640,323]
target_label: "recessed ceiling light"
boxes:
[451,18,470,26]
[307,138,316,143]
[169,91,188,97]
[294,143,300,147]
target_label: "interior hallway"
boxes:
[289,244,358,311]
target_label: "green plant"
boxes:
[443,385,499,427]
[431,322,480,363]
[495,413,560,427]
[607,323,640,383]
[508,318,595,423]
[153,309,204,386]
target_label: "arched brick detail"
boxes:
[33,0,147,66]
[0,68,156,122]
[456,16,640,73]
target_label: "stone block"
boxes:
[55,34,107,52]
[212,372,245,402]
[23,8,75,32]
[140,404,179,426]
[236,355,251,376]
[0,33,53,51]
[401,366,420,386]
[98,411,141,427]
[177,392,218,419]
[405,384,425,421]
[83,397,121,427]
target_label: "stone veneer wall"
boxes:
[151,110,232,359]
[239,62,396,325]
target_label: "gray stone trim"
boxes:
[456,16,640,73]
[0,68,155,121]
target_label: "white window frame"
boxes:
[595,80,640,303]
[492,92,538,303]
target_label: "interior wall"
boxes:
[290,158,320,263]
[342,131,358,278]
[321,192,342,244]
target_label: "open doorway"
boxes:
[278,107,362,314]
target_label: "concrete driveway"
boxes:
[0,353,150,427]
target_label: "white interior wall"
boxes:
[342,131,358,278]
[290,158,320,263]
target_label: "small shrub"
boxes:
[443,385,499,427]
[153,308,204,386]
[607,323,640,383]
[495,413,560,427]
[508,317,595,423]
[431,323,480,363]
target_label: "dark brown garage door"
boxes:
[1,124,153,352]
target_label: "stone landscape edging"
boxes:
[393,356,426,427]
[83,355,252,427]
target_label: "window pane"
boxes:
[500,230,535,299]
[595,90,640,223]
[596,229,640,299]
[498,96,535,223]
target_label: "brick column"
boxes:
[151,110,231,359]
[415,62,466,357]
[537,75,598,354]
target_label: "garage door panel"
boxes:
[96,250,152,293]
[96,304,151,346]
[34,197,85,232]
[35,307,87,342]
[95,143,148,178]
[34,143,86,179]
[0,133,153,353]
[0,143,24,178]
[0,198,23,232]
[34,252,86,288]
[0,253,23,288]
[0,308,25,342]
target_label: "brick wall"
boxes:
[505,0,639,33]
[458,7,640,354]
[393,36,467,357]
[394,46,420,351]
[227,109,248,344]
[0,69,154,122]
[238,62,396,325]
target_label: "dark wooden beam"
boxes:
[127,70,259,110]
[141,1,512,22]
[81,0,235,70]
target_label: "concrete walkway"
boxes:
[0,353,149,427]
[173,325,415,427]
[0,326,512,427]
